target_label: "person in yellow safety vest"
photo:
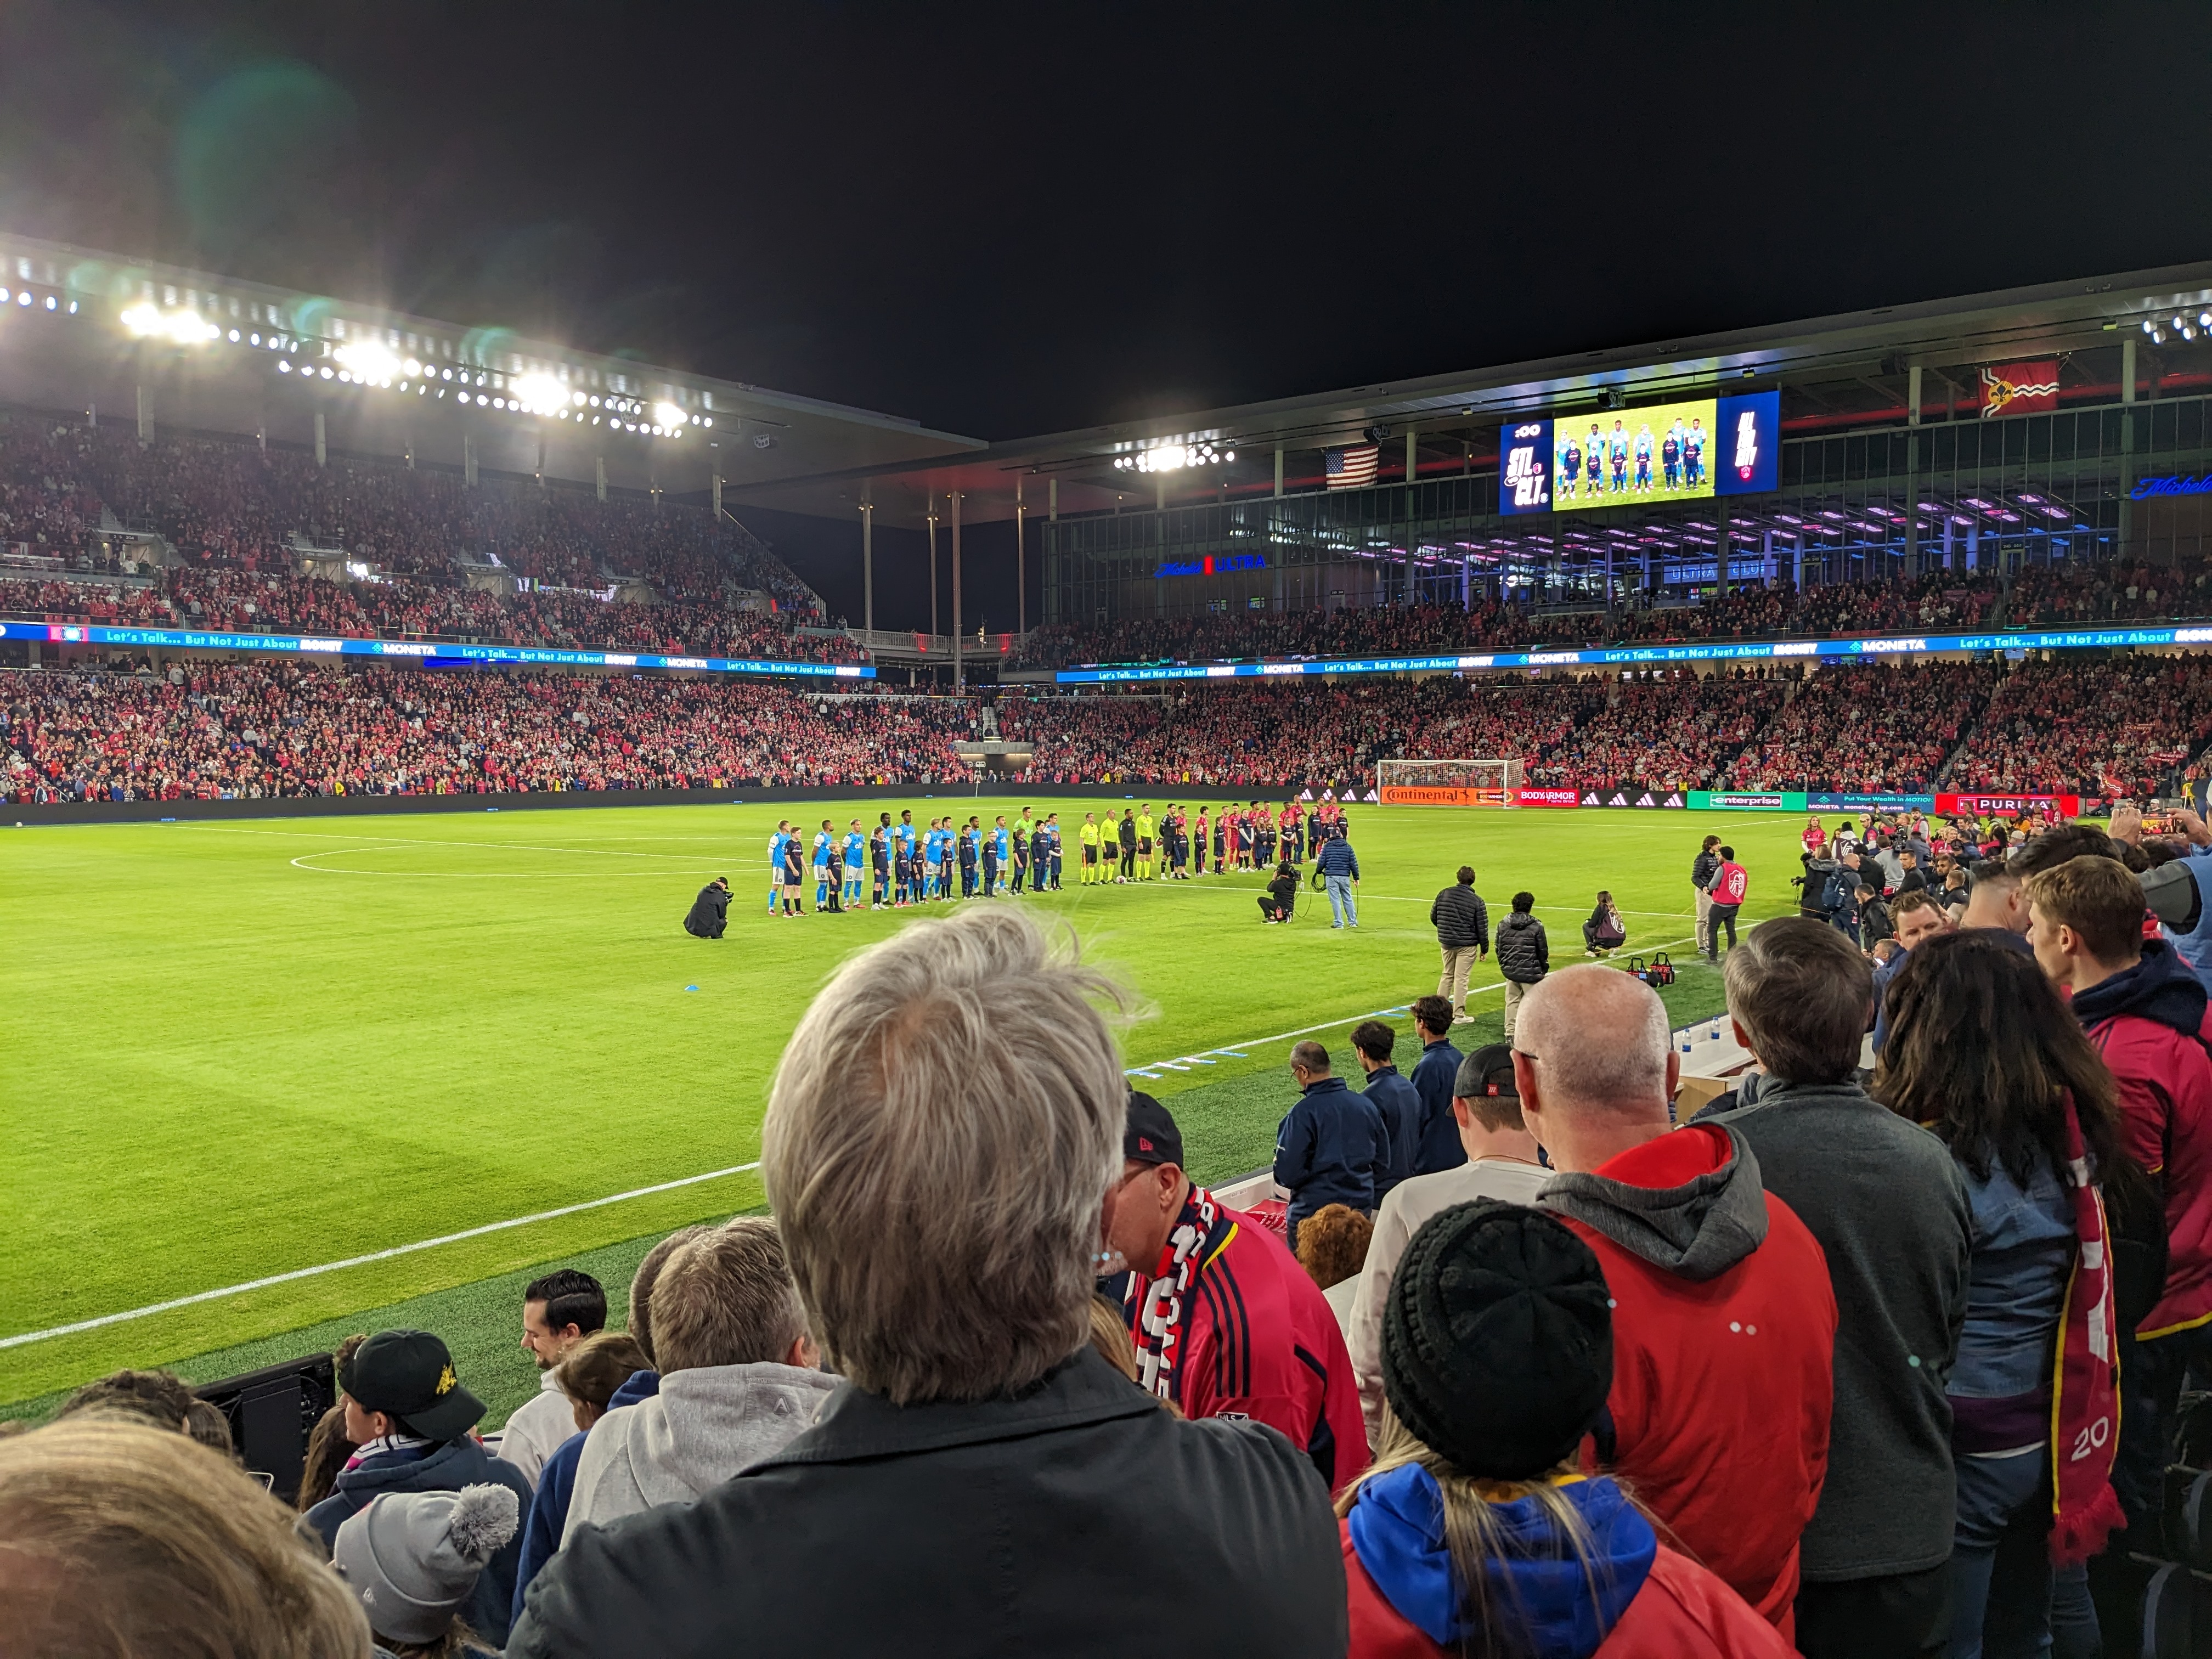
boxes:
[1135,805,1156,881]
[1079,812,1102,884]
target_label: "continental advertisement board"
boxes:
[1378,785,1510,808]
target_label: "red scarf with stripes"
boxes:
[1128,1186,1226,1404]
[2050,1091,2125,1565]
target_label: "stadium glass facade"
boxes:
[1041,388,2212,634]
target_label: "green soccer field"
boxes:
[0,797,1807,1417]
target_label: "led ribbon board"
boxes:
[1,622,874,679]
[1055,621,2212,682]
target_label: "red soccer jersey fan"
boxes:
[1713,856,1750,907]
[1107,1094,1370,1496]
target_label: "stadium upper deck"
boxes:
[727,261,2212,652]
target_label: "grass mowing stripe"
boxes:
[0,1162,764,1354]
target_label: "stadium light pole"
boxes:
[950,488,964,692]
[926,493,940,642]
[1014,475,1025,637]
[860,484,874,635]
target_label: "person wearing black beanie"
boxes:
[1336,1200,1791,1658]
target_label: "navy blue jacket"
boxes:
[306,1435,533,1647]
[1360,1064,1424,1200]
[1317,839,1361,880]
[1409,1037,1468,1175]
[1273,1075,1386,1227]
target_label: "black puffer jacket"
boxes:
[509,1348,1346,1658]
[1430,883,1490,949]
[1497,910,1550,984]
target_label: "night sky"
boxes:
[5,2,2209,448]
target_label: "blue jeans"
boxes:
[1948,1448,2052,1658]
[1325,874,1357,927]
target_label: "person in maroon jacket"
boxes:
[1337,1200,1792,1659]
[1515,966,1837,1646]
[1103,1092,1372,1497]
[2028,854,2212,1511]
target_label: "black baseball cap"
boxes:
[1124,1092,1184,1169]
[339,1329,484,1442]
[1453,1043,1518,1102]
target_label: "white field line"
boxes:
[6,926,1714,1350]
[0,1161,765,1353]
[1122,928,1702,1079]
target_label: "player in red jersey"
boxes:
[1102,1094,1371,1497]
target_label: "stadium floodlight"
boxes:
[403,358,421,376]
[512,372,567,414]
[278,360,291,373]
[654,400,687,430]
[336,341,400,381]
[120,302,219,345]
[227,328,239,342]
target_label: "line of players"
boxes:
[761,797,1350,916]
[1555,414,1707,501]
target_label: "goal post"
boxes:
[1375,758,1525,807]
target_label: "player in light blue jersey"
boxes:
[842,820,866,910]
[1556,433,1581,500]
[1607,421,1629,494]
[766,820,792,916]
[1584,425,1604,495]
[1684,417,1707,487]
[1633,425,1654,493]
[895,810,917,902]
[811,820,834,910]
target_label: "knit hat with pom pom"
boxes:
[334,1481,520,1646]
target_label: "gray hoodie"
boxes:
[1538,1123,1769,1280]
[567,1362,839,1533]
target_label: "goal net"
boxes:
[1376,758,1525,807]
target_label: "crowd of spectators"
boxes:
[1722,660,1996,794]
[2008,554,2212,625]
[13,649,2212,805]
[1007,569,2027,670]
[1948,656,2212,798]
[15,837,2212,1656]
[0,419,861,662]
[1,664,975,802]
[1527,669,1786,789]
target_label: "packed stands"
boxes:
[1,665,973,801]
[1006,570,2025,670]
[1527,672,1787,789]
[1720,661,1996,794]
[1945,654,2212,798]
[0,420,861,662]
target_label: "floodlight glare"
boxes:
[336,342,401,381]
[278,360,291,373]
[513,372,568,413]
[403,358,421,376]
[120,302,218,343]
[16,292,32,308]
[227,328,239,342]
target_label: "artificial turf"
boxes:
[0,796,1807,1415]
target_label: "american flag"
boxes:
[1325,444,1379,490]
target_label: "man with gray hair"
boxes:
[1519,966,1837,1643]
[566,1218,836,1531]
[1701,918,1970,1659]
[511,906,1346,1657]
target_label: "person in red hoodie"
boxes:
[2027,853,2212,1513]
[1102,1092,1371,1496]
[1338,1198,1792,1659]
[1513,966,1836,1643]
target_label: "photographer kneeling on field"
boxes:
[684,877,731,939]
[1260,859,1300,923]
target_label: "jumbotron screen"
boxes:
[1497,390,1779,516]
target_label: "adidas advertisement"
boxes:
[1577,786,1688,810]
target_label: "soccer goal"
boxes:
[1375,758,1525,806]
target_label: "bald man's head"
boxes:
[1514,966,1673,1116]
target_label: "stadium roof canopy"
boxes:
[3,230,2208,540]
[0,230,985,506]
[724,261,2212,530]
